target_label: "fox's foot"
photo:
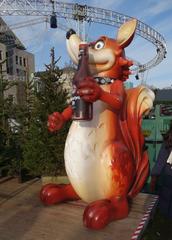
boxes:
[40,183,80,205]
[83,197,129,230]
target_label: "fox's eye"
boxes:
[94,40,104,50]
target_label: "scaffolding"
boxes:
[0,0,167,74]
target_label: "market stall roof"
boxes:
[155,89,172,103]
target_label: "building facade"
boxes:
[0,17,35,104]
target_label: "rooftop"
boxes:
[0,17,25,50]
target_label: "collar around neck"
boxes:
[94,77,116,85]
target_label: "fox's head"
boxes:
[66,19,137,80]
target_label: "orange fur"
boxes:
[96,36,133,80]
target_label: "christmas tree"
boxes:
[23,48,70,176]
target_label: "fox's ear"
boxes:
[116,19,137,48]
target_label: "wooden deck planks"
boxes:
[0,178,158,240]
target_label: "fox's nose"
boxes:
[66,29,76,39]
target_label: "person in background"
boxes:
[150,121,172,219]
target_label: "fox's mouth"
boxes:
[90,61,108,67]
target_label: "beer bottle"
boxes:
[71,42,93,120]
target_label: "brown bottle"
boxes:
[71,42,93,120]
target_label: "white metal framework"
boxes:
[0,0,167,74]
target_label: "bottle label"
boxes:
[72,97,93,120]
[71,95,81,109]
[71,84,80,109]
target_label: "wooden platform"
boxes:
[0,178,158,240]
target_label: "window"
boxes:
[6,60,9,72]
[16,68,19,75]
[23,58,26,67]
[19,57,22,66]
[0,50,2,61]
[23,70,26,77]
[16,56,18,64]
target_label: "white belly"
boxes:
[64,100,114,202]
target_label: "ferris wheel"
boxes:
[0,0,167,75]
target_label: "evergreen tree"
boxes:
[0,60,19,176]
[23,48,70,176]
[10,77,36,178]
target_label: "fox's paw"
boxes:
[48,112,64,132]
[77,78,102,103]
[83,200,113,230]
[40,184,65,205]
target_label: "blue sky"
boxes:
[3,0,172,88]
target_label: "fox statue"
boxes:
[40,19,155,230]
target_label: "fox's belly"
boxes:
[65,101,118,202]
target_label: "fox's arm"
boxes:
[77,78,125,110]
[61,105,73,121]
[48,106,73,132]
[100,80,125,110]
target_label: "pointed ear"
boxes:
[116,19,137,48]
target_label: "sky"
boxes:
[2,0,172,89]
